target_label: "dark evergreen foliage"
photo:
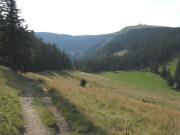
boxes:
[175,59,180,82]
[150,63,159,74]
[174,59,180,90]
[160,66,167,79]
[0,0,72,72]
[176,79,180,90]
[76,26,180,72]
[167,71,174,87]
[32,38,72,72]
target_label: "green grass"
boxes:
[0,67,25,135]
[159,53,180,75]
[101,70,180,108]
[101,71,169,89]
[32,97,58,135]
[28,70,180,135]
[48,88,106,135]
[113,50,128,56]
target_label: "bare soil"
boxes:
[20,83,72,135]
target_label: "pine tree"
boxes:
[4,0,23,70]
[166,69,170,80]
[175,59,180,82]
[176,79,180,90]
[0,0,7,64]
[160,65,167,79]
[167,72,174,87]
[2,0,34,71]
[154,64,159,74]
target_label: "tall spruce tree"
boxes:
[154,64,159,74]
[160,65,167,79]
[167,71,174,87]
[0,0,7,64]
[3,0,34,71]
[175,59,180,82]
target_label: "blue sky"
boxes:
[17,0,180,35]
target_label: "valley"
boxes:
[1,62,180,135]
[1,1,180,134]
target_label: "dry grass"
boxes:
[26,70,180,135]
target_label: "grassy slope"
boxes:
[163,54,180,75]
[27,70,180,135]
[0,67,26,135]
[113,50,128,56]
[0,66,60,135]
[32,97,58,135]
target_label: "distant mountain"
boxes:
[35,32,113,60]
[98,25,176,56]
[78,25,180,72]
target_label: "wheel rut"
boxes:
[20,82,72,135]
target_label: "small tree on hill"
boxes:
[167,72,174,87]
[175,59,180,82]
[166,69,170,79]
[160,65,167,79]
[176,79,180,90]
[154,64,159,74]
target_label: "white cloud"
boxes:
[17,0,180,35]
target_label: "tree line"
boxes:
[75,27,180,72]
[0,0,72,72]
[150,60,180,91]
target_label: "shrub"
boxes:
[80,79,87,87]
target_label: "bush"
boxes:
[80,79,87,87]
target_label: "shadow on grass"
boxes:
[0,68,35,94]
[172,87,180,92]
[39,70,75,78]
[48,88,107,135]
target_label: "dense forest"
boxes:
[0,0,72,72]
[76,25,180,72]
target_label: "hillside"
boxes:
[36,32,113,59]
[99,25,179,56]
[1,61,180,135]
[27,69,180,135]
[78,25,180,72]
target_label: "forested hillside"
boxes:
[77,25,180,72]
[36,32,113,59]
[0,0,72,72]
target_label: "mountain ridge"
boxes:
[36,32,113,60]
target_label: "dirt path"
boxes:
[20,83,49,135]
[20,82,72,135]
[42,97,72,135]
[21,97,49,135]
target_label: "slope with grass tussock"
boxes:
[1,65,180,135]
[27,70,180,135]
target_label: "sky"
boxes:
[17,0,180,35]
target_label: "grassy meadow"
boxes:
[27,69,180,135]
[1,64,180,135]
[160,53,180,75]
[32,97,58,135]
[0,67,26,135]
[113,50,128,56]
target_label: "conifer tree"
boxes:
[166,69,170,80]
[175,59,180,82]
[176,79,180,90]
[154,64,159,74]
[160,65,167,79]
[3,0,34,71]
[167,72,174,87]
[0,0,7,64]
